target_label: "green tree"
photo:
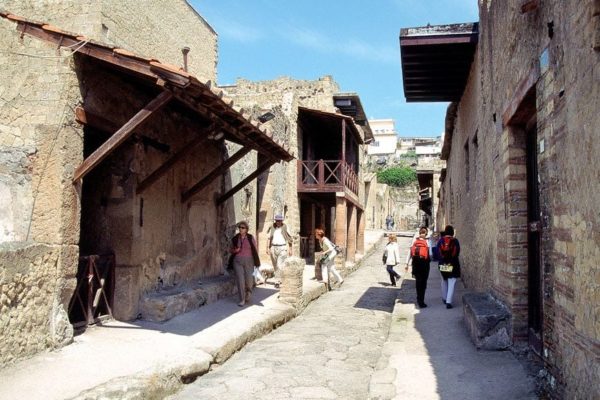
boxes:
[376,166,417,187]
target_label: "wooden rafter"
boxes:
[73,90,173,183]
[216,159,276,205]
[171,89,268,154]
[136,125,214,194]
[181,147,251,203]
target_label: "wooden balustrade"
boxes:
[297,159,358,195]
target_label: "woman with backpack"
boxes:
[405,227,431,308]
[383,234,402,286]
[436,225,461,309]
[315,228,344,290]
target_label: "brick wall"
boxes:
[439,1,600,397]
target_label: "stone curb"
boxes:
[368,276,415,400]
[69,306,296,400]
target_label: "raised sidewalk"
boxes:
[0,230,384,400]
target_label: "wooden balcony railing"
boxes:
[297,159,358,195]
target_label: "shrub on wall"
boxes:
[376,166,417,187]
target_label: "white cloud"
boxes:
[211,16,263,43]
[283,26,398,65]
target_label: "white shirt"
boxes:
[271,227,286,245]
[385,242,400,266]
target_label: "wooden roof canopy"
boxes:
[1,12,294,191]
[400,22,478,102]
[298,107,363,145]
[332,93,373,141]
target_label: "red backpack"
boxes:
[439,236,458,259]
[410,238,429,260]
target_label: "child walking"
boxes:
[383,234,402,286]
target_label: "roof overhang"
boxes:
[298,107,363,145]
[333,93,373,141]
[1,12,294,163]
[400,22,478,102]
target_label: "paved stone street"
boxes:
[170,237,408,400]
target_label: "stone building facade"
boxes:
[222,76,371,266]
[0,1,291,366]
[419,1,599,398]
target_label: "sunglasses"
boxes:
[239,226,248,229]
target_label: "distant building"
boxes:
[367,119,398,156]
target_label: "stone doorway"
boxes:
[505,83,543,354]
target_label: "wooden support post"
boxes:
[216,159,275,205]
[137,127,213,194]
[181,147,251,203]
[73,90,173,183]
[341,119,346,188]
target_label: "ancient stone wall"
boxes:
[0,18,83,365]
[439,1,600,397]
[1,0,217,82]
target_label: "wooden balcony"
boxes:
[297,159,358,196]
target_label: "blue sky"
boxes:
[189,0,479,137]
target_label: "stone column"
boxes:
[334,193,347,249]
[357,209,365,254]
[334,194,348,275]
[279,256,304,307]
[347,204,357,262]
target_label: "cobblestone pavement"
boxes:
[170,236,410,400]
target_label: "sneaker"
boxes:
[418,303,428,308]
[446,303,453,309]
[238,301,245,307]
[339,279,344,285]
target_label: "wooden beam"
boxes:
[181,146,251,203]
[216,159,275,205]
[173,90,266,151]
[73,90,173,183]
[136,127,213,194]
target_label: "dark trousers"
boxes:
[413,260,430,305]
[386,264,401,286]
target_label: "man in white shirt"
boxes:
[267,214,293,286]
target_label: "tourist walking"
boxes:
[436,225,461,309]
[406,227,431,308]
[385,215,392,230]
[229,221,261,307]
[267,213,293,286]
[383,234,402,286]
[314,228,343,289]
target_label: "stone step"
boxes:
[140,275,236,322]
[462,292,511,350]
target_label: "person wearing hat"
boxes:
[267,213,293,285]
[229,221,261,306]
